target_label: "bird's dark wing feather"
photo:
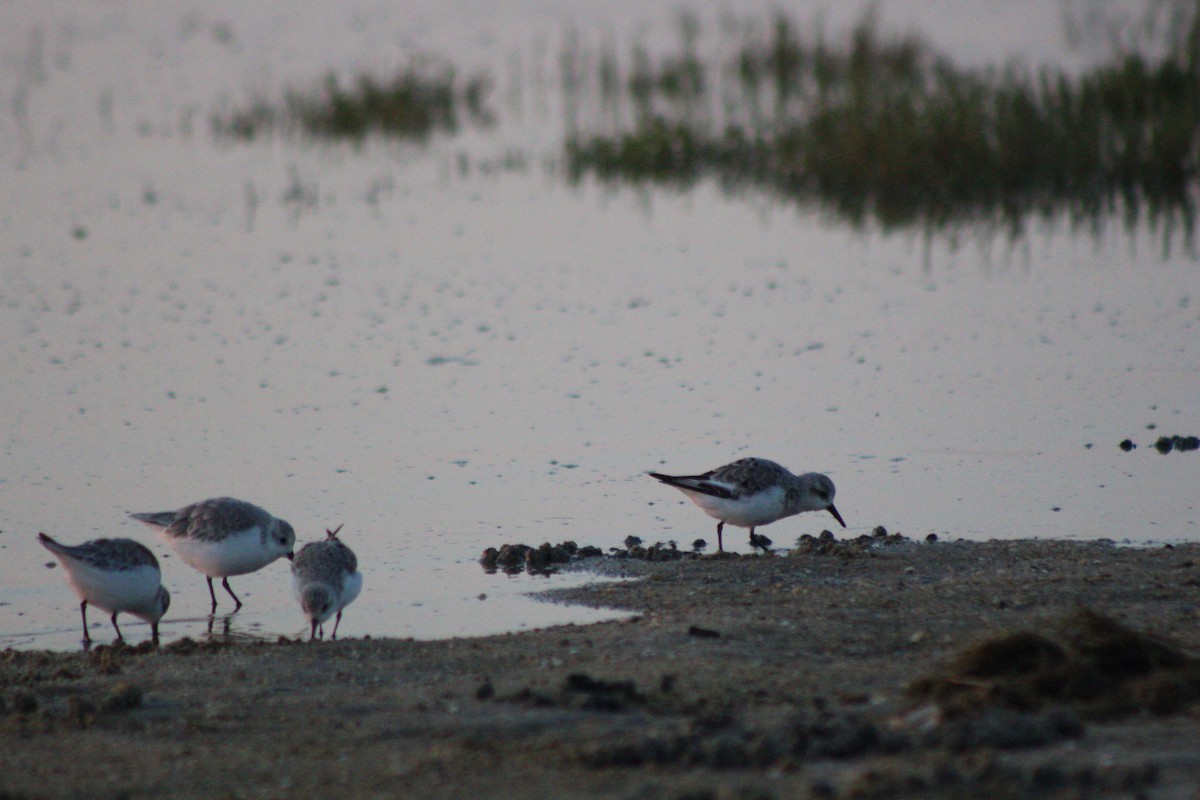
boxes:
[649,471,739,500]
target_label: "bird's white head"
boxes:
[272,519,297,561]
[796,473,846,528]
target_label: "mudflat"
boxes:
[3,536,1199,799]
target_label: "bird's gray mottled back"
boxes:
[37,533,159,571]
[707,458,792,496]
[172,497,270,542]
[293,537,357,580]
[133,497,294,548]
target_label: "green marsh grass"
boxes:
[565,10,1200,251]
[212,10,1200,251]
[213,58,493,143]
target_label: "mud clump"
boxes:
[7,690,38,715]
[507,671,648,712]
[480,541,585,574]
[687,625,721,639]
[160,637,235,656]
[917,707,1084,750]
[1118,434,1199,453]
[482,528,906,574]
[612,540,688,562]
[830,756,1159,800]
[4,680,144,733]
[480,539,689,574]
[578,711,900,769]
[101,682,143,713]
[791,527,911,558]
[562,673,647,711]
[908,609,1200,718]
[1154,435,1200,454]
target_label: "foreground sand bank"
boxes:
[2,537,1199,799]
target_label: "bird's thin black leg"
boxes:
[716,521,725,552]
[221,578,243,610]
[331,610,343,640]
[206,577,219,613]
[79,600,91,643]
[110,612,125,642]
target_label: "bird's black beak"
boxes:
[827,504,846,528]
[286,551,295,561]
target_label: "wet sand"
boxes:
[2,537,1200,799]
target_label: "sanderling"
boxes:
[291,524,362,640]
[130,497,295,612]
[649,458,846,552]
[37,532,170,644]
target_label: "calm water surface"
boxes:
[1,1,1196,650]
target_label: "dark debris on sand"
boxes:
[1154,435,1200,454]
[1118,434,1200,454]
[480,541,599,574]
[504,671,649,712]
[790,526,911,558]
[576,710,900,770]
[480,526,915,575]
[492,590,1200,786]
[481,539,697,575]
[907,608,1200,718]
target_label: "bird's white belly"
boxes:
[338,572,363,613]
[165,528,276,577]
[685,486,787,528]
[66,563,160,617]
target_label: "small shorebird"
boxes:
[291,525,362,640]
[650,457,846,552]
[37,533,171,644]
[130,497,295,612]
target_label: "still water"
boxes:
[0,1,1196,650]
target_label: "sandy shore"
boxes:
[3,536,1200,799]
